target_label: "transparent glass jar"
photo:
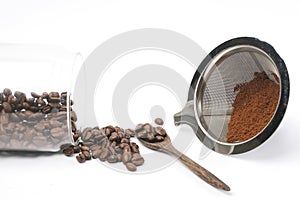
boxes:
[0,44,81,152]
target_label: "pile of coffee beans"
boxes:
[63,118,166,172]
[135,121,167,143]
[0,88,76,150]
[63,126,145,171]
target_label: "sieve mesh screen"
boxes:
[197,49,279,142]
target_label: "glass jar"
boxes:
[0,44,81,152]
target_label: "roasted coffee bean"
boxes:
[0,111,9,124]
[155,127,167,137]
[9,113,19,122]
[121,138,129,144]
[30,92,40,98]
[135,123,143,132]
[147,134,155,142]
[154,118,164,125]
[70,110,77,121]
[155,135,165,142]
[50,127,65,138]
[34,123,45,131]
[41,92,49,99]
[131,153,144,166]
[109,132,118,142]
[49,120,63,127]
[3,88,12,96]
[73,145,81,153]
[37,97,45,106]
[92,149,102,159]
[99,149,109,161]
[73,132,80,142]
[121,151,132,164]
[82,130,93,141]
[42,105,51,114]
[130,142,140,153]
[107,155,118,163]
[76,153,86,163]
[125,128,135,137]
[125,162,137,172]
[29,106,39,112]
[7,95,16,104]
[143,123,152,132]
[71,121,77,132]
[63,146,74,156]
[81,146,89,151]
[28,113,43,121]
[32,136,48,146]
[2,102,12,112]
[82,150,91,160]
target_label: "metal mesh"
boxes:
[198,50,279,142]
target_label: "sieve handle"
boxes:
[174,101,198,130]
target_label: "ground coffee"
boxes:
[227,72,280,143]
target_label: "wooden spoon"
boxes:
[138,135,230,191]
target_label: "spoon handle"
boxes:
[163,144,230,191]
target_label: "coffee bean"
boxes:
[3,88,12,96]
[155,135,165,142]
[82,150,91,160]
[9,113,19,122]
[41,92,49,99]
[0,111,9,124]
[73,145,81,153]
[42,105,51,114]
[121,138,129,144]
[32,136,48,146]
[81,146,89,151]
[143,123,152,132]
[70,110,77,121]
[50,127,65,138]
[147,134,155,142]
[131,153,144,166]
[63,146,74,156]
[2,102,12,112]
[122,151,132,164]
[76,154,86,163]
[28,113,43,121]
[107,155,118,163]
[49,120,63,127]
[154,118,164,125]
[130,143,140,153]
[125,162,137,171]
[155,127,167,137]
[125,128,135,137]
[92,149,102,159]
[99,149,109,161]
[30,92,40,98]
[37,97,45,106]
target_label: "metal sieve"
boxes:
[174,37,289,154]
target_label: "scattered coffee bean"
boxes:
[154,118,164,125]
[76,153,86,163]
[63,146,74,156]
[82,150,91,160]
[125,162,137,172]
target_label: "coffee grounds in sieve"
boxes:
[227,72,280,143]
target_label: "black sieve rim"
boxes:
[188,37,290,154]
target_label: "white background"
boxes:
[1,0,300,199]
